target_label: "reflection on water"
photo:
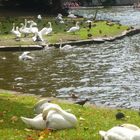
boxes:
[0,7,140,109]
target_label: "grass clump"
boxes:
[0,91,139,140]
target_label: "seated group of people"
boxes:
[63,1,81,8]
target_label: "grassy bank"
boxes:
[0,91,140,140]
[0,16,129,46]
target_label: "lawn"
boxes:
[0,91,139,140]
[0,16,129,46]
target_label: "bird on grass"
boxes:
[115,112,125,120]
[67,22,80,34]
[11,23,21,40]
[75,98,89,106]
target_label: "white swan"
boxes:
[99,126,140,140]
[19,51,33,60]
[55,14,64,24]
[42,104,77,130]
[59,39,73,50]
[11,23,21,38]
[28,20,38,34]
[67,12,77,18]
[37,14,42,20]
[45,22,52,35]
[67,22,80,34]
[121,124,140,131]
[19,23,31,37]
[34,99,60,114]
[21,113,46,130]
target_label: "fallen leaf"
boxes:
[0,112,4,117]
[24,128,33,132]
[0,119,4,123]
[11,116,18,123]
[26,135,35,140]
[79,117,85,121]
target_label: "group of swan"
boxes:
[32,22,52,42]
[11,18,53,42]
[99,124,140,140]
[11,12,81,43]
[21,99,78,130]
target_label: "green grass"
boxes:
[0,91,140,140]
[0,16,129,46]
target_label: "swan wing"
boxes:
[46,111,74,130]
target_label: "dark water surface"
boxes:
[0,7,140,109]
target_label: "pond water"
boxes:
[0,6,140,109]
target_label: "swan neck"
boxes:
[60,40,62,49]
[54,107,76,123]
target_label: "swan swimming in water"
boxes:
[19,51,33,61]
[59,39,73,50]
[42,104,78,130]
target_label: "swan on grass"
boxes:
[99,125,140,140]
[34,98,60,114]
[67,12,77,18]
[42,104,77,130]
[11,23,21,39]
[67,22,80,34]
[44,22,53,35]
[32,22,52,42]
[28,20,38,34]
[37,14,42,20]
[21,114,46,130]
[19,51,33,61]
[19,23,31,37]
[121,124,140,131]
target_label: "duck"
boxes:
[42,104,78,130]
[19,51,33,61]
[34,98,60,114]
[69,93,78,99]
[99,125,140,140]
[67,22,80,34]
[21,113,46,130]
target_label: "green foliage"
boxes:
[0,91,140,140]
